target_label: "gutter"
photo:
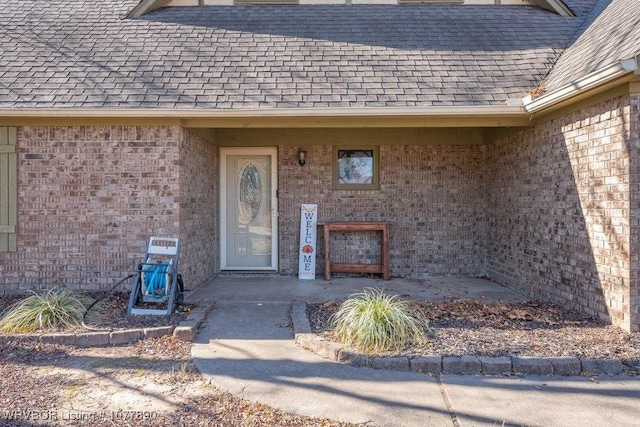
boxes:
[521,56,640,113]
[0,105,524,119]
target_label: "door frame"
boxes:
[219,147,278,271]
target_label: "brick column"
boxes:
[628,90,640,332]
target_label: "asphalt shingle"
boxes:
[543,0,640,92]
[0,0,599,110]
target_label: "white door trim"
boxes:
[220,147,278,271]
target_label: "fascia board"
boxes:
[543,0,575,17]
[529,0,575,16]
[0,106,523,118]
[0,106,529,128]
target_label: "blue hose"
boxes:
[144,262,169,299]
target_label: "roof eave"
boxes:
[523,56,640,114]
[0,105,529,128]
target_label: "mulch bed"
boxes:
[307,298,640,370]
[3,290,640,370]
[0,291,190,334]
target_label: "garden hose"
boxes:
[81,273,135,332]
[144,262,170,299]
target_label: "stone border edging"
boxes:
[0,299,215,347]
[291,302,635,376]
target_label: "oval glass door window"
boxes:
[238,164,262,224]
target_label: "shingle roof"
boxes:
[543,0,640,92]
[0,1,595,110]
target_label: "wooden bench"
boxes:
[319,221,391,280]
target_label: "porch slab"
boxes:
[185,275,528,305]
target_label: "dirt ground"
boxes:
[0,336,354,426]
[0,291,353,426]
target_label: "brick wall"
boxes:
[278,144,487,278]
[0,126,184,294]
[487,94,637,331]
[178,129,218,288]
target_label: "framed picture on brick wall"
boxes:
[332,146,379,190]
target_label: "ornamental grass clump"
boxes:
[0,288,95,333]
[330,288,429,354]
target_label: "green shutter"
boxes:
[0,127,17,252]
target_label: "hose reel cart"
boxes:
[127,236,184,316]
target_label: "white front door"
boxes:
[220,147,278,270]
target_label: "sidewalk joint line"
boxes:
[436,376,460,427]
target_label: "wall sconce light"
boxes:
[298,149,307,167]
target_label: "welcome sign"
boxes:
[298,204,318,280]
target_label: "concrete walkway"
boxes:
[190,277,640,427]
